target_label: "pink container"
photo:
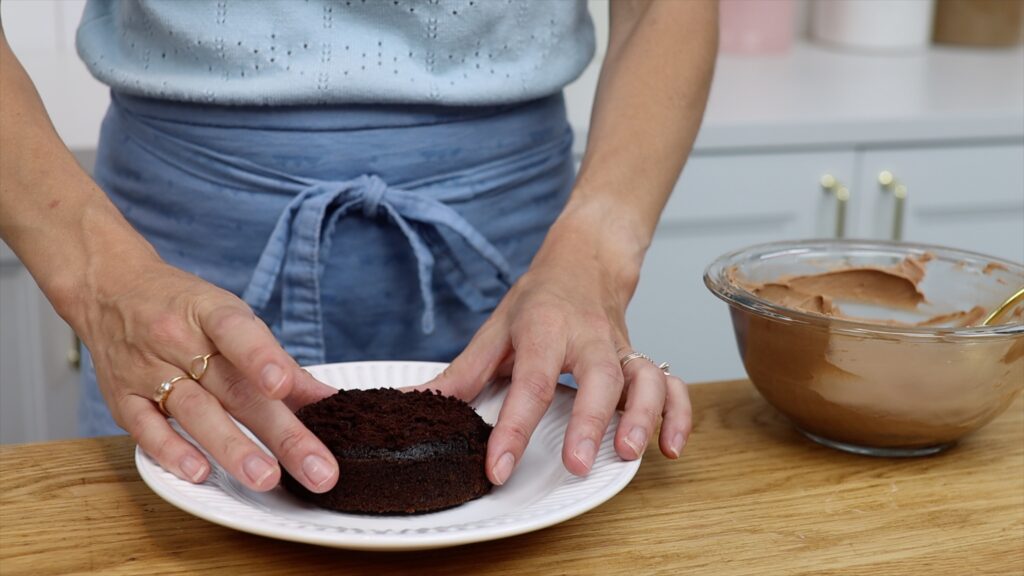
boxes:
[719,0,795,55]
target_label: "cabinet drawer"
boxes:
[664,151,856,237]
[856,143,1024,262]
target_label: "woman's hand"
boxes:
[423,0,717,485]
[74,254,340,493]
[425,205,692,485]
[2,26,338,494]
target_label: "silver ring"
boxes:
[619,351,652,369]
[619,352,671,376]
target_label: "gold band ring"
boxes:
[188,352,219,381]
[153,375,189,417]
[619,352,672,376]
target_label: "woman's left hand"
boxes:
[424,207,692,485]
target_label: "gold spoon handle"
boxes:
[982,286,1024,326]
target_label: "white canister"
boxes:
[811,0,937,51]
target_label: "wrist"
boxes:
[74,211,160,324]
[22,193,162,330]
[539,196,653,301]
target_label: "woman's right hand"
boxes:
[74,255,340,493]
[2,27,337,493]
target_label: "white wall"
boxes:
[2,0,109,150]
[563,0,608,134]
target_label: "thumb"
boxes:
[412,320,511,402]
[283,369,337,411]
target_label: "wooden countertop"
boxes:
[2,380,1022,575]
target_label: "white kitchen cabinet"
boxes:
[854,142,1024,263]
[627,151,857,384]
[0,243,79,444]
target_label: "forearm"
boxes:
[548,0,717,293]
[0,30,157,322]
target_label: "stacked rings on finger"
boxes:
[188,352,220,381]
[619,351,652,369]
[153,375,189,417]
[619,351,671,376]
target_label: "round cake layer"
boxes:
[282,388,493,515]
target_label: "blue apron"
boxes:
[79,92,574,436]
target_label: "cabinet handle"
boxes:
[878,170,907,241]
[820,174,849,238]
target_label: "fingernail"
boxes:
[243,454,276,487]
[624,427,647,458]
[180,455,207,483]
[670,432,685,458]
[302,454,333,489]
[261,364,286,394]
[491,452,515,486]
[573,438,597,472]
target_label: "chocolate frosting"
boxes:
[724,254,1023,449]
[731,254,1006,328]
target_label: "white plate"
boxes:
[136,361,641,551]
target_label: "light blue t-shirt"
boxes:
[76,0,595,106]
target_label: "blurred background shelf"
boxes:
[573,38,1024,152]
[2,0,1022,442]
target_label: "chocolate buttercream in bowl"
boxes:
[706,240,1023,457]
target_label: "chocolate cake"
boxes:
[281,388,493,515]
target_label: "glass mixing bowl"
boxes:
[704,239,1024,457]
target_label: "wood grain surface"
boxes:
[2,380,1022,576]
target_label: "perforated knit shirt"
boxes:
[76,0,595,106]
